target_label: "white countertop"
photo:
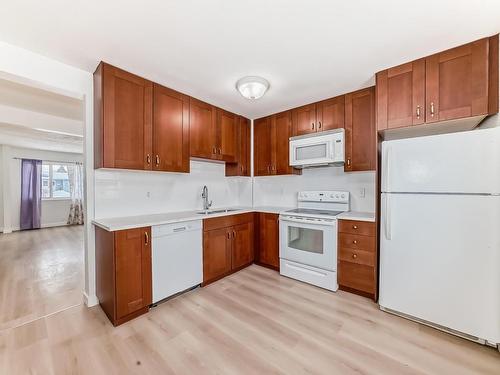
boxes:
[93,206,294,232]
[337,211,376,222]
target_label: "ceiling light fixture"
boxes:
[236,76,270,100]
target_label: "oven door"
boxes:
[279,216,337,271]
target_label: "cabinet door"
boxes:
[203,228,232,283]
[292,104,317,135]
[316,95,345,131]
[259,213,279,269]
[376,59,425,130]
[273,111,298,175]
[102,64,152,170]
[426,37,490,123]
[232,222,254,269]
[153,84,189,172]
[239,117,251,176]
[345,87,375,172]
[115,227,152,320]
[254,116,273,176]
[189,98,217,159]
[217,109,238,162]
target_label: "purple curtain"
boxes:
[20,159,42,230]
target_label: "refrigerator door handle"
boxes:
[385,194,392,240]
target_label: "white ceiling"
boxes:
[1,0,500,119]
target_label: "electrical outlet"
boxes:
[146,191,151,198]
[359,188,365,198]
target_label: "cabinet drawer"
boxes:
[338,261,375,294]
[338,247,375,267]
[203,212,254,231]
[338,220,376,236]
[338,233,376,252]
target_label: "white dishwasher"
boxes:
[152,220,203,304]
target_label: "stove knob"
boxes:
[329,194,335,198]
[335,194,340,199]
[341,194,346,199]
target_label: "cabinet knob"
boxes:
[430,102,435,117]
[416,105,421,119]
[352,254,357,259]
[352,225,358,229]
[353,240,357,244]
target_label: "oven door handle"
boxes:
[280,217,336,226]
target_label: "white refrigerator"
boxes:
[379,127,500,347]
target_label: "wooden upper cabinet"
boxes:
[376,59,425,130]
[216,109,237,162]
[292,103,317,135]
[254,116,273,176]
[273,111,298,175]
[225,116,251,177]
[94,62,152,170]
[114,227,152,321]
[153,84,189,172]
[344,87,375,172]
[316,95,345,131]
[189,98,217,159]
[376,35,498,131]
[425,37,491,123]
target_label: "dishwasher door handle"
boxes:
[173,226,187,232]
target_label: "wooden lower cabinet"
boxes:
[95,226,152,326]
[337,219,377,300]
[203,213,254,285]
[255,212,280,270]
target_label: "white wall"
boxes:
[253,167,376,212]
[0,145,4,231]
[0,41,96,306]
[95,160,252,219]
[0,145,83,231]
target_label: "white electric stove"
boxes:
[279,190,349,291]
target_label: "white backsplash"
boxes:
[253,166,376,212]
[95,160,252,219]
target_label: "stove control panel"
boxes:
[298,190,349,203]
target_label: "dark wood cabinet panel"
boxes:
[254,116,273,176]
[232,222,254,269]
[203,227,232,284]
[426,37,490,123]
[189,97,217,159]
[217,109,237,162]
[273,111,296,175]
[95,226,152,326]
[344,87,375,172]
[376,59,425,130]
[225,116,251,176]
[338,261,376,294]
[257,213,279,270]
[153,84,189,172]
[95,62,152,170]
[292,103,317,136]
[316,95,345,131]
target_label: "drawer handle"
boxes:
[232,230,236,239]
[173,227,187,232]
[352,240,357,244]
[144,232,149,246]
[146,154,151,164]
[155,155,160,166]
[212,146,217,154]
[352,225,358,230]
[352,254,357,259]
[226,232,231,239]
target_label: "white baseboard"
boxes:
[83,292,99,307]
[1,222,77,233]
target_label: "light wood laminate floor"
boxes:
[1,265,499,374]
[0,226,84,331]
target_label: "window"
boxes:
[41,163,74,199]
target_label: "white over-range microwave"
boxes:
[289,128,345,168]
